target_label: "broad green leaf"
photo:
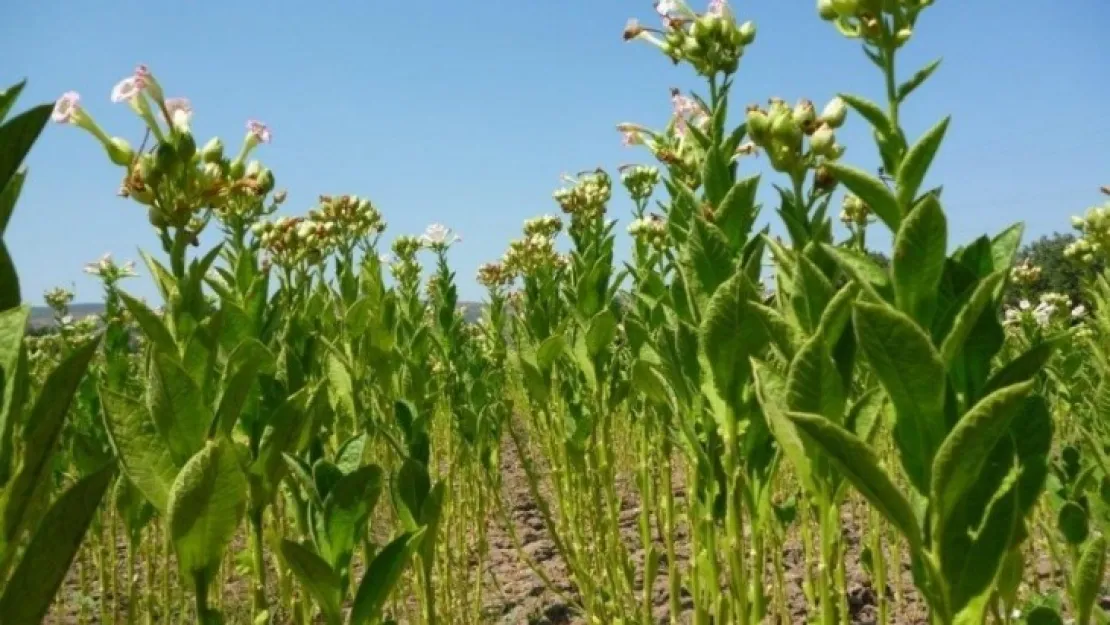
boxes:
[716,175,760,247]
[700,270,765,406]
[753,361,814,493]
[815,282,859,347]
[0,335,100,549]
[749,301,800,362]
[214,339,274,436]
[1025,607,1064,625]
[149,352,210,465]
[0,464,114,625]
[853,302,946,493]
[892,195,947,326]
[0,170,25,236]
[845,387,886,444]
[0,305,29,482]
[990,222,1024,271]
[535,334,566,375]
[931,380,1033,534]
[939,271,1005,367]
[1058,501,1089,545]
[788,412,921,549]
[632,359,672,407]
[326,351,356,427]
[167,438,248,581]
[0,104,52,194]
[819,243,892,302]
[791,255,834,334]
[897,59,942,102]
[349,530,425,625]
[100,387,178,513]
[119,291,176,354]
[336,433,368,474]
[0,241,19,312]
[322,465,383,569]
[280,540,342,624]
[787,335,845,423]
[252,385,320,495]
[282,453,321,507]
[822,161,901,231]
[981,337,1061,397]
[702,144,730,205]
[0,81,26,125]
[1074,535,1107,625]
[585,310,618,359]
[686,217,735,298]
[392,459,430,531]
[896,117,951,211]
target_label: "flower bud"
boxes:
[273,189,287,204]
[106,137,134,166]
[820,97,848,129]
[258,169,275,194]
[792,99,817,131]
[229,160,245,179]
[245,160,263,178]
[817,0,838,20]
[809,123,836,156]
[693,16,713,38]
[737,21,756,45]
[200,137,224,163]
[772,110,802,148]
[830,0,860,16]
[147,207,169,228]
[894,27,912,46]
[154,142,177,173]
[746,106,770,143]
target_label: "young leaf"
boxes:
[100,387,178,513]
[896,117,951,212]
[930,380,1034,534]
[787,412,921,549]
[167,438,248,582]
[791,255,835,334]
[754,360,815,494]
[0,80,26,125]
[700,269,766,406]
[0,464,114,625]
[716,175,760,247]
[897,59,942,102]
[280,540,342,624]
[349,530,426,625]
[149,352,210,465]
[787,335,846,423]
[119,291,177,355]
[981,337,1061,397]
[892,195,947,326]
[838,93,896,137]
[852,301,946,494]
[819,244,892,302]
[0,241,18,311]
[938,271,1006,367]
[821,162,901,231]
[322,465,383,569]
[990,222,1024,271]
[686,217,735,297]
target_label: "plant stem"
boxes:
[249,506,269,618]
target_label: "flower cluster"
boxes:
[308,194,387,248]
[627,214,668,249]
[817,0,929,46]
[620,165,661,202]
[1009,261,1042,289]
[1004,293,1084,331]
[503,234,562,278]
[522,215,564,239]
[83,253,138,284]
[419,223,461,252]
[553,169,612,230]
[746,96,847,174]
[389,235,424,287]
[477,262,514,290]
[616,91,711,189]
[44,286,75,315]
[253,217,326,268]
[839,193,871,228]
[54,65,277,234]
[1065,195,1110,265]
[625,0,756,77]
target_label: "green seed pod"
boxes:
[792,99,817,131]
[154,141,177,173]
[147,206,169,228]
[229,160,246,179]
[746,107,770,143]
[175,131,196,162]
[258,169,275,194]
[894,27,913,46]
[200,137,224,163]
[106,137,134,167]
[831,0,860,16]
[683,38,704,58]
[693,16,713,38]
[137,153,162,187]
[817,0,838,20]
[809,123,836,156]
[772,109,803,148]
[245,160,263,179]
[738,21,756,45]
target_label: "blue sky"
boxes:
[5,1,1108,303]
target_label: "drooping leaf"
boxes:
[119,291,177,354]
[0,464,114,625]
[822,161,901,231]
[100,387,178,513]
[754,361,814,493]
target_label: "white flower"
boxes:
[1019,299,1031,311]
[246,119,271,144]
[165,97,193,131]
[419,223,461,248]
[1033,308,1051,327]
[111,75,145,103]
[52,91,81,124]
[60,315,74,326]
[655,0,694,18]
[1004,308,1020,323]
[707,0,733,20]
[1072,304,1087,319]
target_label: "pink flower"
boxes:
[111,75,146,103]
[164,97,193,128]
[707,0,732,19]
[52,91,81,124]
[247,119,271,144]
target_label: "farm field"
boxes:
[1,1,1108,624]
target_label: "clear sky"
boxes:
[4,1,1108,304]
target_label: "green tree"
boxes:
[1007,232,1098,305]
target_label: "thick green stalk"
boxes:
[871,508,888,625]
[249,506,269,617]
[662,442,681,624]
[818,500,840,625]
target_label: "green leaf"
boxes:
[896,117,951,212]
[716,175,760,247]
[280,540,342,624]
[931,380,1034,534]
[0,464,114,625]
[823,162,901,231]
[897,59,942,102]
[0,170,26,236]
[0,241,19,311]
[0,335,100,550]
[845,387,886,444]
[749,301,800,362]
[0,104,52,194]
[852,301,946,494]
[535,334,566,375]
[754,361,814,493]
[791,255,835,334]
[892,195,947,326]
[787,335,845,423]
[167,438,248,582]
[820,244,892,302]
[322,465,382,569]
[0,81,26,125]
[585,310,618,359]
[0,305,29,482]
[990,222,1024,271]
[349,530,426,625]
[700,270,765,406]
[686,217,735,298]
[100,387,178,513]
[392,459,430,531]
[326,351,356,428]
[1058,501,1089,545]
[788,412,921,549]
[214,340,273,436]
[939,271,1005,368]
[149,352,210,466]
[981,337,1061,397]
[838,93,896,137]
[252,385,320,495]
[1074,535,1107,625]
[119,291,176,354]
[702,144,731,206]
[632,359,672,407]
